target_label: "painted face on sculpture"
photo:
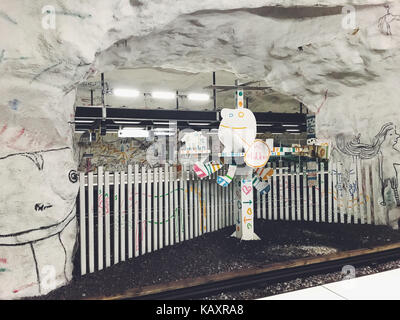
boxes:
[218,108,257,153]
[0,148,78,243]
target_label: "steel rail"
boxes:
[87,242,400,300]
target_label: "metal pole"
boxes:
[213,72,216,111]
[90,89,94,106]
[300,102,303,114]
[176,90,179,110]
[101,73,105,107]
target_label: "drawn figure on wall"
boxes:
[0,147,78,298]
[378,5,400,36]
[336,122,400,209]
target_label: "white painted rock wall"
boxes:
[1,0,399,298]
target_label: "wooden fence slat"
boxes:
[320,162,326,223]
[194,172,199,236]
[97,167,104,270]
[302,162,308,221]
[147,168,152,253]
[120,171,126,261]
[214,173,218,229]
[174,167,179,243]
[371,160,385,225]
[180,168,185,241]
[127,165,133,258]
[199,179,203,235]
[257,189,261,220]
[284,162,289,220]
[315,161,320,223]
[262,181,267,220]
[153,167,158,251]
[357,159,365,224]
[333,161,340,223]
[159,166,164,249]
[79,172,86,275]
[164,164,170,246]
[347,163,355,224]
[308,164,314,222]
[206,176,210,233]
[290,162,295,221]
[327,160,333,223]
[273,162,278,220]
[268,163,273,220]
[189,167,194,239]
[134,165,140,257]
[141,167,146,254]
[224,181,228,228]
[337,162,345,223]
[104,172,111,268]
[365,164,373,224]
[296,163,301,221]
[170,166,175,244]
[211,172,215,231]
[279,160,284,220]
[113,172,119,264]
[183,166,189,241]
[88,172,94,273]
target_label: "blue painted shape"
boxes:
[260,184,271,195]
[217,176,229,187]
[8,99,20,111]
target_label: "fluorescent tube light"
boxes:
[113,88,140,98]
[118,128,149,138]
[188,122,210,126]
[188,93,210,101]
[114,121,141,124]
[286,129,300,132]
[257,124,273,126]
[75,120,94,123]
[282,124,299,127]
[153,121,169,125]
[152,91,176,99]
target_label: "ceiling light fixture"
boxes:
[282,124,299,127]
[286,129,300,132]
[257,124,273,126]
[152,91,176,100]
[188,122,210,126]
[118,128,149,138]
[153,121,170,125]
[75,120,94,123]
[113,88,140,98]
[114,121,141,125]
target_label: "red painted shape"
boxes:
[0,124,7,135]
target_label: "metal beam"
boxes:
[74,106,306,133]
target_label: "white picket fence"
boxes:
[77,159,381,276]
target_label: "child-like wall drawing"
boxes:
[0,147,78,298]
[336,122,400,226]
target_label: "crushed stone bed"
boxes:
[29,220,400,300]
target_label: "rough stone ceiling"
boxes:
[76,68,301,113]
[1,0,400,156]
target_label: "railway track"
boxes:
[89,242,400,300]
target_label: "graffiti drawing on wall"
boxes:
[0,147,78,297]
[336,122,400,224]
[378,5,400,36]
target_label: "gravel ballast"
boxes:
[30,220,400,300]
